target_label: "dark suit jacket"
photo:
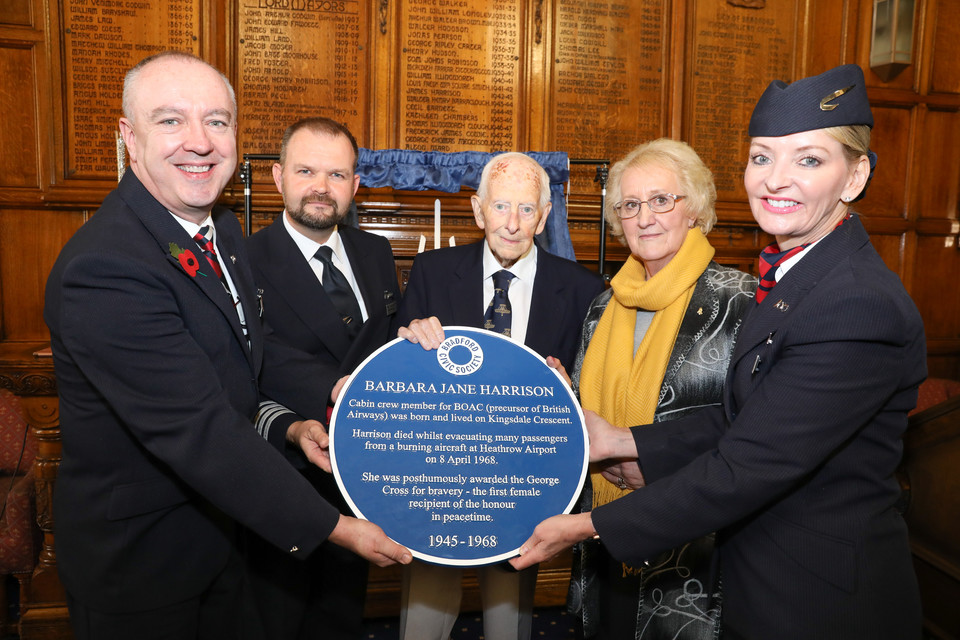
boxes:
[43,172,341,614]
[395,241,603,367]
[592,216,925,639]
[246,216,400,469]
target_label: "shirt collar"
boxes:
[170,213,214,239]
[282,211,345,263]
[778,234,826,279]
[482,240,537,282]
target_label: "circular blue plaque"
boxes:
[330,327,588,566]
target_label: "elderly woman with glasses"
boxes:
[565,138,756,639]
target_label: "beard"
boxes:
[287,193,347,231]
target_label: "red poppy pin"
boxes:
[169,243,204,278]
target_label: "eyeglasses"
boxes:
[613,194,686,219]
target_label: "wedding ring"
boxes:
[617,476,627,490]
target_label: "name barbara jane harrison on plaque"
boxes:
[329,327,588,566]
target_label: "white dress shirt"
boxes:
[282,212,369,322]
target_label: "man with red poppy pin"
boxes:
[44,51,410,640]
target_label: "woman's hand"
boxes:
[585,410,639,461]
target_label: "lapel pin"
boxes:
[751,354,761,375]
[766,332,774,345]
[697,307,703,315]
[230,255,236,263]
[774,299,789,312]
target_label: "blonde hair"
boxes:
[605,139,717,241]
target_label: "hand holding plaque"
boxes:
[330,327,588,566]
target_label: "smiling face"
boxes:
[472,157,550,268]
[272,128,360,244]
[618,164,696,278]
[119,57,237,224]
[744,129,869,250]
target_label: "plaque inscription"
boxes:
[330,329,588,565]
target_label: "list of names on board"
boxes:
[553,0,664,170]
[63,0,198,179]
[399,0,523,152]
[237,0,368,175]
[689,1,795,199]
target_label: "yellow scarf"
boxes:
[580,229,714,508]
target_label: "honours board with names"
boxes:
[63,0,199,179]
[236,0,368,179]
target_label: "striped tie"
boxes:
[194,226,230,294]
[756,243,807,304]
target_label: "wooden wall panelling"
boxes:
[916,106,960,223]
[862,103,915,219]
[0,42,41,190]
[370,0,399,148]
[805,0,858,73]
[521,0,548,151]
[913,231,960,379]
[0,209,85,342]
[928,0,960,96]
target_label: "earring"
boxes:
[841,195,852,203]
[688,220,695,228]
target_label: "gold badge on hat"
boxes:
[820,85,855,111]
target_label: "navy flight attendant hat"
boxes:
[748,64,876,201]
[748,64,873,137]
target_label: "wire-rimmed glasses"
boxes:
[613,194,686,219]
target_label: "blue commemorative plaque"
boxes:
[330,327,588,566]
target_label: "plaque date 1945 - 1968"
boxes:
[429,534,498,549]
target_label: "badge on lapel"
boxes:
[774,299,789,312]
[384,290,397,315]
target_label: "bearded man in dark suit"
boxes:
[244,117,402,640]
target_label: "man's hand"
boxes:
[286,419,331,472]
[509,512,596,571]
[545,356,571,388]
[397,317,445,351]
[328,514,413,567]
[330,375,349,405]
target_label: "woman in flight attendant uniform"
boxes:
[510,64,926,640]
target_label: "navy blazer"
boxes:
[246,216,401,448]
[395,241,603,367]
[591,215,925,639]
[44,172,341,613]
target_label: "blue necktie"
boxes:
[483,270,515,336]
